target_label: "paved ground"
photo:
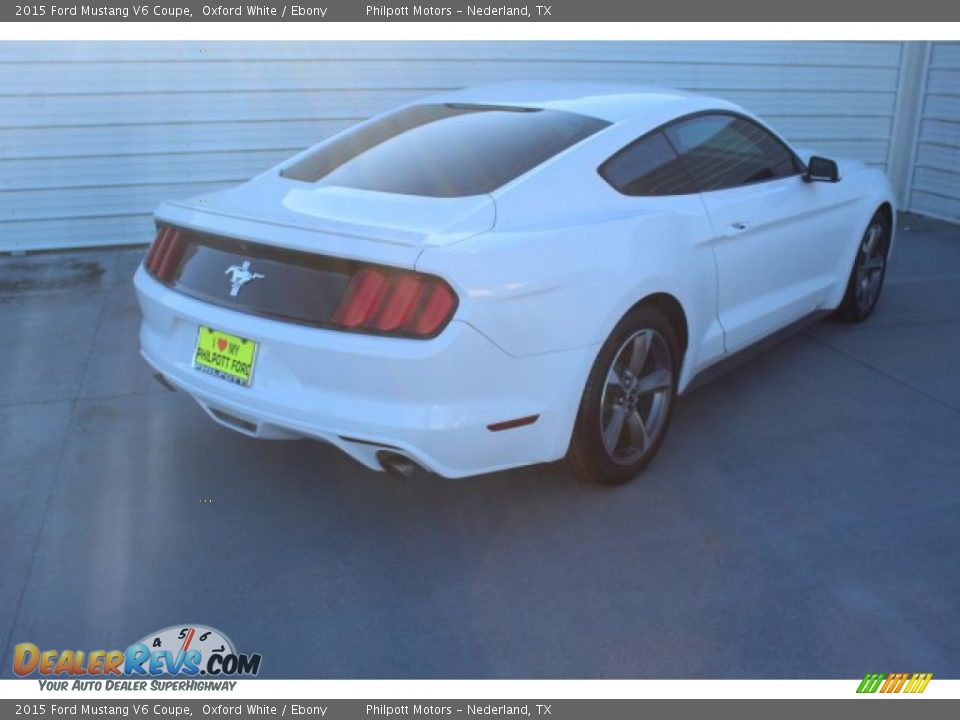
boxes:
[2,214,959,679]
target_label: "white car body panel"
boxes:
[703,176,854,351]
[135,81,896,478]
[137,266,596,478]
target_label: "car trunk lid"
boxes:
[148,178,486,331]
[158,176,496,258]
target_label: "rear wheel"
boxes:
[566,304,679,486]
[836,210,891,323]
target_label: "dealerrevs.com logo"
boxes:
[13,624,262,686]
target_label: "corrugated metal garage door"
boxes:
[0,41,905,252]
[908,42,960,223]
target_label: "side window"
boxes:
[665,114,801,192]
[599,132,697,196]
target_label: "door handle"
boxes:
[720,221,751,239]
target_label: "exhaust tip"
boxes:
[376,451,423,481]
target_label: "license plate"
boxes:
[192,326,258,387]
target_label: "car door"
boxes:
[597,129,727,372]
[665,113,843,353]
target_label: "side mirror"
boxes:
[803,156,840,183]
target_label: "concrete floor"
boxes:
[2,214,959,679]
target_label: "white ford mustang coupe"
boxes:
[136,82,895,484]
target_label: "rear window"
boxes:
[281,103,610,198]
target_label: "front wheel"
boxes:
[836,210,891,323]
[565,304,680,486]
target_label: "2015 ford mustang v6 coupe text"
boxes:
[135,81,895,484]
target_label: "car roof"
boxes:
[424,81,739,123]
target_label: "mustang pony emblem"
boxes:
[225,260,265,297]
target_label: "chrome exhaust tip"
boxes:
[376,451,423,481]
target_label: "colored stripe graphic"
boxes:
[857,672,931,693]
[904,673,933,693]
[880,673,900,693]
[857,673,886,693]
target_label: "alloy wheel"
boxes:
[854,222,888,313]
[599,329,673,465]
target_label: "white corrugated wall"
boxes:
[908,42,960,223]
[0,41,912,252]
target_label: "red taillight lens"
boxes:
[411,281,455,336]
[144,226,185,281]
[332,267,457,338]
[331,269,389,328]
[375,275,423,332]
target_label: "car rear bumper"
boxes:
[135,266,597,478]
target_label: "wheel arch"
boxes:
[564,289,691,485]
[877,200,894,228]
[622,291,689,364]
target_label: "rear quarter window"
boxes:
[599,132,697,196]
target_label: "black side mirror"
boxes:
[803,156,840,183]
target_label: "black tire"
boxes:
[566,304,680,486]
[836,209,891,323]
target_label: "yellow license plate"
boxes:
[192,326,258,387]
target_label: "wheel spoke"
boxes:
[626,411,650,452]
[605,367,623,390]
[858,270,872,300]
[603,405,627,453]
[634,367,671,395]
[863,225,881,255]
[862,257,885,272]
[627,331,651,377]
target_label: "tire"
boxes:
[566,304,680,486]
[835,210,891,323]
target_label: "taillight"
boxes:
[144,226,186,281]
[332,267,457,338]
